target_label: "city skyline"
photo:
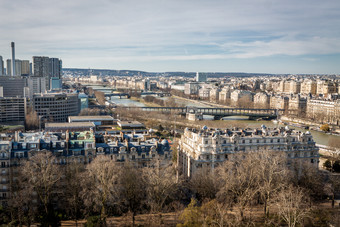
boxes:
[1,0,340,74]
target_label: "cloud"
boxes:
[0,0,339,73]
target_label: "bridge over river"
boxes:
[119,106,284,120]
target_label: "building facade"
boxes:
[32,93,80,122]
[0,56,4,76]
[0,129,172,206]
[178,127,319,177]
[0,76,27,97]
[0,97,27,123]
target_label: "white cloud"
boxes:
[0,0,339,72]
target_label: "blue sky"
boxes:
[0,0,340,74]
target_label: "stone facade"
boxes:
[306,99,340,125]
[254,92,270,109]
[178,127,319,178]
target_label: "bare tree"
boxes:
[8,176,36,226]
[217,152,260,223]
[291,161,326,203]
[94,90,106,105]
[143,163,178,213]
[325,174,340,208]
[81,155,119,223]
[25,106,39,130]
[274,185,310,227]
[118,163,147,226]
[63,163,85,226]
[255,151,288,216]
[189,167,220,203]
[20,150,62,225]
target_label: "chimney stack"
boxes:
[11,42,15,76]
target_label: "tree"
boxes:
[325,175,340,208]
[177,198,202,227]
[275,185,310,227]
[94,91,106,105]
[20,151,62,226]
[320,124,330,132]
[63,163,85,226]
[118,163,147,226]
[189,167,220,203]
[292,162,326,202]
[25,107,39,130]
[255,151,288,216]
[81,156,120,224]
[8,175,36,226]
[143,163,178,213]
[217,152,260,222]
[178,199,230,227]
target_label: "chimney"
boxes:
[11,42,15,76]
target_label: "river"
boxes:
[90,85,338,146]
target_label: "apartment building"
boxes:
[178,126,319,177]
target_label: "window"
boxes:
[225,154,228,160]
[205,140,208,144]
[132,155,135,160]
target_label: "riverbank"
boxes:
[280,116,340,135]
[130,97,163,107]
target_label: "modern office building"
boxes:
[50,77,62,90]
[27,76,46,98]
[0,97,27,123]
[78,93,88,110]
[32,93,80,122]
[0,56,4,76]
[6,59,30,76]
[21,60,30,76]
[0,76,27,97]
[50,58,62,79]
[178,126,319,177]
[33,56,62,90]
[33,56,50,90]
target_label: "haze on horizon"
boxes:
[0,0,340,74]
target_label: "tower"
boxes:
[11,42,15,76]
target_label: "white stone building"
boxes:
[178,126,319,177]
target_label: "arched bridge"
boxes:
[118,106,284,120]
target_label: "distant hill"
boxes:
[63,68,277,78]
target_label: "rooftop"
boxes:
[69,115,114,121]
[45,122,95,128]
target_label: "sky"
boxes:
[0,0,340,74]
